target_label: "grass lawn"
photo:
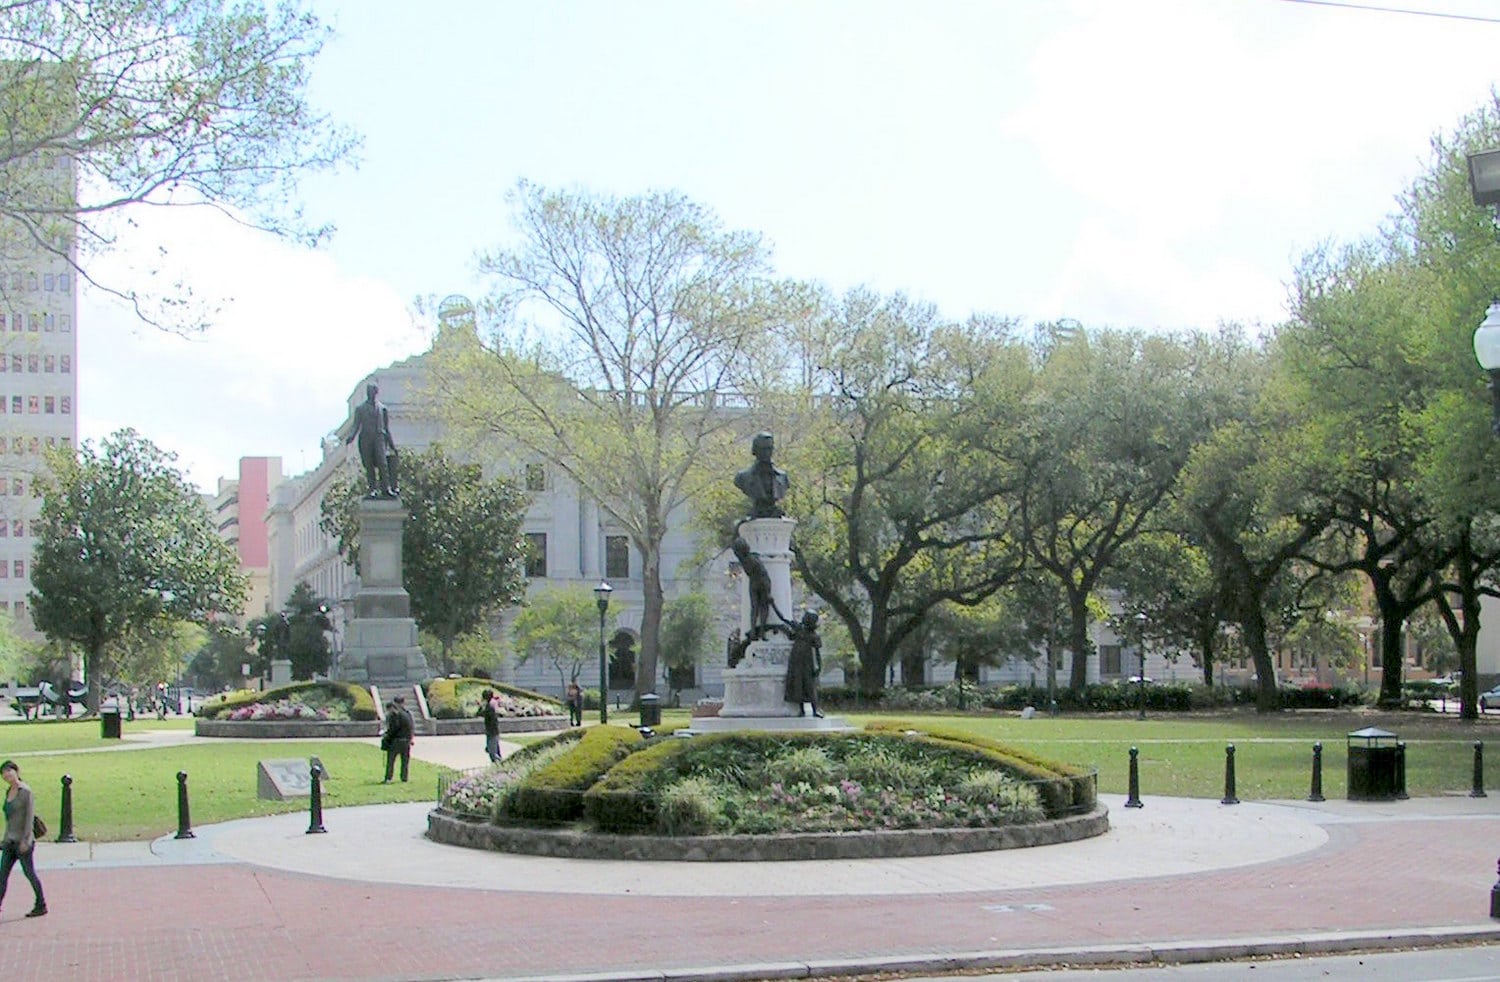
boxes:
[0,716,194,753]
[11,740,436,841]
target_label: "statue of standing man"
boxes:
[734,432,789,519]
[348,383,400,498]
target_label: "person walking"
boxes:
[477,689,502,763]
[0,761,45,917]
[566,681,583,727]
[381,696,415,783]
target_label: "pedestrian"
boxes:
[566,681,583,726]
[0,761,45,918]
[381,696,415,783]
[477,689,502,763]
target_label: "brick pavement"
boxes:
[4,802,1498,981]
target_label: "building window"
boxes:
[60,436,69,448]
[27,437,37,454]
[42,274,53,291]
[25,273,36,292]
[14,601,24,620]
[58,272,69,294]
[27,396,38,414]
[1,564,9,579]
[59,355,69,373]
[524,532,548,578]
[60,396,70,414]
[10,397,20,415]
[605,534,629,579]
[26,315,36,333]
[59,314,70,332]
[0,478,8,495]
[524,463,546,492]
[43,314,53,332]
[26,355,37,373]
[1099,644,1122,676]
[11,520,20,537]
[13,479,21,496]
[43,397,53,415]
[12,560,22,579]
[43,356,52,373]
[10,356,19,373]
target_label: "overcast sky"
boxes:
[76,0,1500,491]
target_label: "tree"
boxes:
[1015,327,1209,692]
[321,446,529,675]
[185,624,253,693]
[249,582,331,681]
[510,587,598,692]
[0,0,356,330]
[30,428,245,713]
[428,182,782,698]
[790,290,1030,697]
[109,617,205,690]
[659,591,714,692]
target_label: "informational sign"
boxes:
[257,759,313,800]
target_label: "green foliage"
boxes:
[763,746,836,788]
[320,446,529,674]
[248,582,331,681]
[656,776,723,835]
[0,0,356,331]
[422,676,561,720]
[509,587,598,690]
[30,429,247,713]
[198,680,376,721]
[660,592,716,673]
[499,725,643,823]
[440,735,580,819]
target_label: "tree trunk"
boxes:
[1066,590,1091,691]
[85,642,104,717]
[636,547,664,699]
[1376,613,1406,709]
[1197,623,1216,686]
[1242,605,1280,712]
[858,609,891,699]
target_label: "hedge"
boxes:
[580,735,696,833]
[424,677,563,719]
[499,724,643,824]
[197,680,377,721]
[819,680,1366,713]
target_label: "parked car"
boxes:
[1480,685,1500,711]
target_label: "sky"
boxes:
[76,0,1500,491]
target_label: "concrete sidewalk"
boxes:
[12,790,1500,981]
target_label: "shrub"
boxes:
[656,776,722,835]
[956,770,1045,823]
[582,737,693,833]
[500,725,643,824]
[441,737,579,819]
[424,677,562,719]
[843,746,928,790]
[764,746,836,787]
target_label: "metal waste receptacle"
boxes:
[1347,727,1400,800]
[101,708,122,739]
[639,693,661,728]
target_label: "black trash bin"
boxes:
[639,693,661,728]
[100,708,122,740]
[1347,726,1401,800]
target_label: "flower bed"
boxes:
[424,677,564,720]
[195,681,380,738]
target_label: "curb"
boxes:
[489,925,1500,981]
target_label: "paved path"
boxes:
[4,727,1500,980]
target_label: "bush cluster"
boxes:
[424,677,563,720]
[580,729,1073,836]
[199,681,377,721]
[818,679,1366,713]
[440,731,584,819]
[498,725,643,824]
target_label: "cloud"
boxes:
[78,204,427,491]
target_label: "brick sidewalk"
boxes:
[6,810,1498,981]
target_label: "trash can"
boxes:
[1347,727,1400,800]
[100,708,122,740]
[639,693,661,728]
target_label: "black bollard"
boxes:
[307,764,327,834]
[1473,742,1487,799]
[1308,742,1325,803]
[56,774,77,843]
[1221,743,1240,805]
[174,770,195,840]
[1396,741,1409,800]
[1125,746,1144,808]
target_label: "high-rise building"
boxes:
[209,457,284,623]
[0,96,78,632]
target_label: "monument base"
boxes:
[685,714,853,735]
[334,497,431,686]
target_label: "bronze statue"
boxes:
[348,383,399,498]
[784,610,823,717]
[731,535,786,640]
[734,432,789,519]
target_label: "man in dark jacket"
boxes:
[381,696,415,782]
[477,689,501,762]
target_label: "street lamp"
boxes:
[594,581,612,724]
[1468,149,1500,433]
[1135,612,1148,721]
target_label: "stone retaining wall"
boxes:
[426,805,1109,862]
[195,719,381,739]
[428,716,568,736]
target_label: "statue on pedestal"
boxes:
[349,383,400,498]
[731,534,787,640]
[784,610,823,717]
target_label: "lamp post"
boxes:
[1468,148,1500,433]
[1136,612,1148,721]
[594,581,612,724]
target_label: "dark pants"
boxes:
[384,741,410,782]
[484,734,501,762]
[569,701,583,726]
[0,842,44,911]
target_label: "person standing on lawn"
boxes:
[477,689,502,762]
[381,696,415,783]
[0,761,45,917]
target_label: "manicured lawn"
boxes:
[13,741,436,841]
[0,716,191,753]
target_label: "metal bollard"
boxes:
[307,764,327,834]
[1473,742,1487,799]
[1308,742,1325,803]
[1221,743,1240,805]
[174,770,195,839]
[1396,741,1409,800]
[56,774,77,843]
[1125,746,1144,809]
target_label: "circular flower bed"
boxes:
[424,677,563,719]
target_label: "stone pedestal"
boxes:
[693,517,850,734]
[336,498,430,686]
